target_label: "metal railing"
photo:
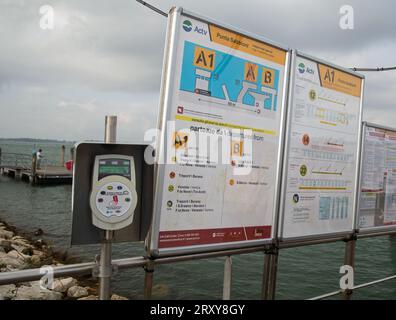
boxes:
[0,152,32,170]
[0,230,395,300]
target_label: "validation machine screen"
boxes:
[98,158,131,180]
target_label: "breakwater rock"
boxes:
[0,221,128,300]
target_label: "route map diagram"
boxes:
[179,41,280,115]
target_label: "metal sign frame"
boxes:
[148,7,291,257]
[357,121,396,235]
[278,50,365,243]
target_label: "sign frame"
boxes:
[356,121,396,235]
[278,50,365,243]
[148,7,291,257]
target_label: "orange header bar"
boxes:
[209,24,286,66]
[318,64,362,98]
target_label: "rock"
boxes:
[21,247,34,255]
[0,239,12,252]
[67,286,89,299]
[0,251,25,268]
[11,235,29,242]
[52,277,77,293]
[34,228,44,236]
[34,239,45,249]
[0,284,16,300]
[14,283,63,300]
[30,255,42,266]
[0,247,4,254]
[78,295,98,300]
[11,238,32,247]
[7,250,28,261]
[0,229,14,240]
[32,250,46,259]
[111,294,128,300]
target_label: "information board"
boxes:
[149,8,289,256]
[280,51,364,240]
[358,122,396,232]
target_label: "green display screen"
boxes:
[99,166,129,175]
[98,158,130,179]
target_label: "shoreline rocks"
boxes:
[0,220,129,300]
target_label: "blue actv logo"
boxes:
[298,62,315,75]
[183,20,208,36]
[183,20,192,32]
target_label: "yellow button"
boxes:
[107,186,113,190]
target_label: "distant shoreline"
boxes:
[0,138,74,144]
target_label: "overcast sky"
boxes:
[0,0,395,142]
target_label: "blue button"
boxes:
[117,186,123,190]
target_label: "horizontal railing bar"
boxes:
[1,231,396,295]
[308,274,396,300]
[307,289,342,300]
[353,275,396,290]
[357,231,396,239]
[278,236,347,249]
[0,246,268,286]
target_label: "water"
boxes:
[0,140,395,299]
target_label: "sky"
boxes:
[0,0,395,143]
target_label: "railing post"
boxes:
[262,245,279,300]
[342,236,356,300]
[31,153,37,185]
[98,115,117,300]
[143,261,155,300]
[222,256,232,300]
[60,145,65,167]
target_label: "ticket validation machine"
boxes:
[71,143,154,245]
[90,155,138,231]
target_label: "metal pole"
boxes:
[261,253,271,300]
[342,238,356,300]
[104,115,117,144]
[98,115,118,300]
[31,153,37,185]
[99,231,113,300]
[268,251,279,300]
[222,256,232,300]
[143,261,154,300]
[262,247,279,300]
[60,145,65,167]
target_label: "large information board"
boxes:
[358,122,396,232]
[149,8,289,256]
[280,51,364,240]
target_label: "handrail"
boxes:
[308,275,396,300]
[0,246,267,286]
[0,238,395,299]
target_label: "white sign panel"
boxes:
[149,8,289,256]
[280,53,363,240]
[358,123,396,230]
